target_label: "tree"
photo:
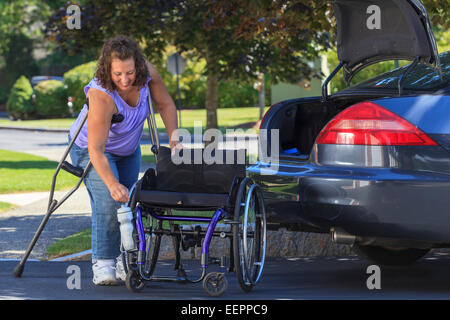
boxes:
[422,0,450,29]
[1,32,39,87]
[0,0,51,88]
[44,1,177,65]
[202,0,333,125]
[0,0,55,55]
[0,0,88,87]
[43,0,331,129]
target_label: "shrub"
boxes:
[218,80,258,108]
[63,61,97,114]
[34,80,68,118]
[6,76,35,120]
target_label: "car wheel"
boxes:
[353,244,430,265]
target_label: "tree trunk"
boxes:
[205,69,219,131]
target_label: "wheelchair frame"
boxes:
[123,173,267,296]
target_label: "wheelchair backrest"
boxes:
[146,146,246,194]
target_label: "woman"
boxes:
[69,36,178,285]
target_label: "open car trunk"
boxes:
[262,95,385,160]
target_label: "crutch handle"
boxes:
[111,114,124,124]
[61,161,84,178]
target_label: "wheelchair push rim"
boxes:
[233,177,267,291]
[243,183,266,284]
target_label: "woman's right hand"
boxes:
[108,182,130,203]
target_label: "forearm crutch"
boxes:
[146,92,160,155]
[13,98,123,277]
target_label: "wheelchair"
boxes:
[121,145,267,296]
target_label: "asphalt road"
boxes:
[3,253,450,301]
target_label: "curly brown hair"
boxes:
[95,35,149,92]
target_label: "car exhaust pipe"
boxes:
[331,228,356,245]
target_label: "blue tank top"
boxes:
[69,77,151,156]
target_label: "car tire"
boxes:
[353,244,430,266]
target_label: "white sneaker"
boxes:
[115,254,127,282]
[92,259,117,286]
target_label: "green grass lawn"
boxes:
[0,107,269,133]
[0,201,16,213]
[0,118,75,129]
[46,228,91,259]
[0,149,79,194]
[0,148,157,195]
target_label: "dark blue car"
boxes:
[249,0,450,265]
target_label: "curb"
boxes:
[0,125,69,133]
[50,249,92,262]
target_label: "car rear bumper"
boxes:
[248,161,450,244]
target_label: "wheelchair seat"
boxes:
[134,146,246,209]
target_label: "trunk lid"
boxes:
[332,0,440,83]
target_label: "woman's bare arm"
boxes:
[86,88,129,203]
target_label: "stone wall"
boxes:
[155,228,355,260]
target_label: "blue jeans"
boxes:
[69,138,141,260]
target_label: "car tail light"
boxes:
[316,101,438,146]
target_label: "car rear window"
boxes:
[352,51,449,91]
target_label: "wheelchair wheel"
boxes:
[125,270,145,293]
[203,272,228,297]
[144,232,161,277]
[232,178,267,292]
